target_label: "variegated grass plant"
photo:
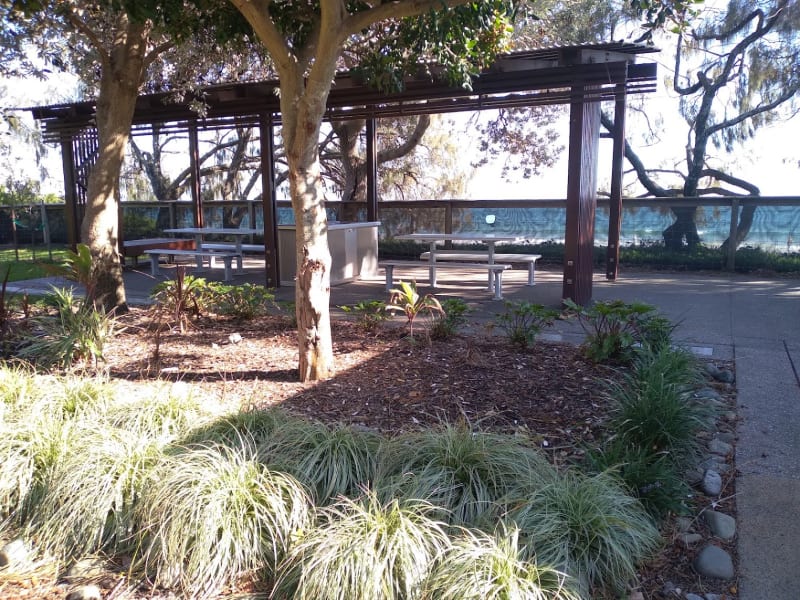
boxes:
[262,419,384,505]
[422,527,580,600]
[26,425,165,560]
[375,423,556,528]
[273,493,450,600]
[505,469,660,595]
[180,406,298,450]
[135,443,312,599]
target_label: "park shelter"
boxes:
[29,41,658,305]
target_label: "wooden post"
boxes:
[607,86,626,280]
[563,84,601,305]
[260,113,280,287]
[365,118,378,223]
[727,198,739,271]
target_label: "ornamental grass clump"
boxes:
[27,425,165,560]
[181,406,298,450]
[106,384,209,440]
[136,443,312,599]
[506,469,660,595]
[376,423,555,528]
[605,347,714,465]
[263,420,384,505]
[273,494,450,600]
[0,413,79,525]
[422,527,580,600]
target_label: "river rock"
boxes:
[675,516,694,533]
[685,594,704,600]
[0,539,30,569]
[679,533,703,547]
[66,585,102,600]
[701,469,723,496]
[708,438,733,456]
[705,510,736,540]
[693,545,735,579]
[715,431,736,444]
[65,557,107,582]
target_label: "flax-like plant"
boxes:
[136,443,312,599]
[376,423,555,528]
[28,426,165,560]
[506,469,660,595]
[422,527,580,600]
[19,287,115,370]
[273,494,451,600]
[264,420,384,504]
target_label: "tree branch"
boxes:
[343,0,471,38]
[698,168,761,195]
[706,82,800,136]
[227,0,295,74]
[601,112,681,198]
[64,10,110,72]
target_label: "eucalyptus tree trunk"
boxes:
[280,70,337,381]
[80,20,149,313]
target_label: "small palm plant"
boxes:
[386,280,444,338]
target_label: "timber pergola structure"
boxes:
[30,41,658,305]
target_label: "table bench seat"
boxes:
[378,260,511,300]
[122,238,196,266]
[144,249,239,282]
[419,251,542,285]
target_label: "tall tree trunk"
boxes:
[663,206,701,250]
[81,20,149,313]
[280,68,336,381]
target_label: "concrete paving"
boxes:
[7,261,800,598]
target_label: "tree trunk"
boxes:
[663,205,701,250]
[720,204,758,254]
[281,75,336,382]
[81,21,149,313]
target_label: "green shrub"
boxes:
[506,469,660,595]
[206,282,275,319]
[494,301,559,349]
[273,494,450,600]
[564,299,661,363]
[429,297,470,340]
[339,299,389,332]
[423,527,580,600]
[605,348,713,466]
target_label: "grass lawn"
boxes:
[0,247,69,282]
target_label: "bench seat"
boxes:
[144,249,239,282]
[200,243,266,253]
[378,260,511,300]
[419,251,542,285]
